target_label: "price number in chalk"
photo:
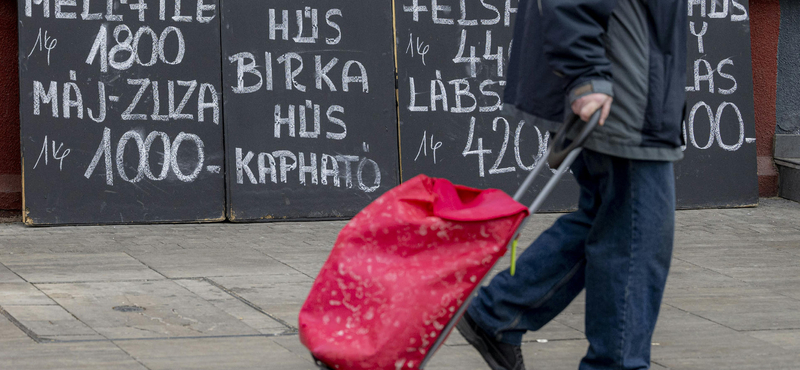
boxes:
[453,29,507,78]
[86,24,186,72]
[684,101,753,152]
[84,128,214,186]
[463,117,549,177]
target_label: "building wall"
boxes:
[750,0,781,197]
[0,0,20,210]
[777,0,800,135]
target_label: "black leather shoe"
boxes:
[456,312,526,370]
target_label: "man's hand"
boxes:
[571,93,613,126]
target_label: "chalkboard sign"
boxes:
[17,0,226,225]
[678,0,758,207]
[221,0,399,221]
[395,0,579,211]
[395,0,758,210]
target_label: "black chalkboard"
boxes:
[221,0,400,221]
[395,0,579,211]
[677,0,759,207]
[395,0,758,210]
[17,0,226,225]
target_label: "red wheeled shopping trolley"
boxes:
[299,112,600,370]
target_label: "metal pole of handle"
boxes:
[527,148,581,214]
[510,147,582,242]
[513,147,551,202]
[513,146,582,213]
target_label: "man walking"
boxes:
[456,0,687,369]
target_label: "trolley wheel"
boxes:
[312,355,335,370]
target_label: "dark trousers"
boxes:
[467,149,675,370]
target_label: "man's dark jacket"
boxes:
[504,0,687,161]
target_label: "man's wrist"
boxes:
[568,80,614,105]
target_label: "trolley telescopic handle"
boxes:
[510,110,601,251]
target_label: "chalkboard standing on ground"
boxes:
[221,0,400,221]
[18,0,226,225]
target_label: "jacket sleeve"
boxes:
[540,0,617,102]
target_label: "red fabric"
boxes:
[299,175,528,370]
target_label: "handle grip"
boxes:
[547,110,601,169]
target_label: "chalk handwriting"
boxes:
[406,33,430,65]
[228,52,369,94]
[86,24,186,72]
[27,27,57,65]
[682,2,755,154]
[119,78,219,123]
[24,0,217,23]
[685,101,751,152]
[268,7,342,45]
[84,128,208,185]
[461,116,555,177]
[415,131,443,164]
[33,135,71,171]
[235,148,380,193]
[688,0,747,21]
[402,0,516,26]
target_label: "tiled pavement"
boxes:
[0,198,799,369]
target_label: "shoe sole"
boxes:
[455,318,509,370]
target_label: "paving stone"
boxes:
[269,335,315,364]
[279,261,325,278]
[665,259,750,290]
[549,317,586,338]
[651,306,788,361]
[0,341,147,370]
[675,245,800,279]
[210,273,314,329]
[173,278,290,335]
[0,253,163,283]
[1,305,97,338]
[0,311,34,345]
[0,283,56,306]
[37,280,260,339]
[655,352,800,370]
[0,263,24,283]
[423,343,491,370]
[115,337,315,370]
[763,283,800,301]
[770,240,800,257]
[522,321,585,342]
[747,329,800,353]
[128,248,297,278]
[445,320,585,347]
[664,286,800,331]
[519,339,594,370]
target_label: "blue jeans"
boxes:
[467,149,675,370]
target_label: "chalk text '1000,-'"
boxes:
[84,127,210,185]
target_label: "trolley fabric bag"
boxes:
[299,174,529,370]
[299,111,601,370]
